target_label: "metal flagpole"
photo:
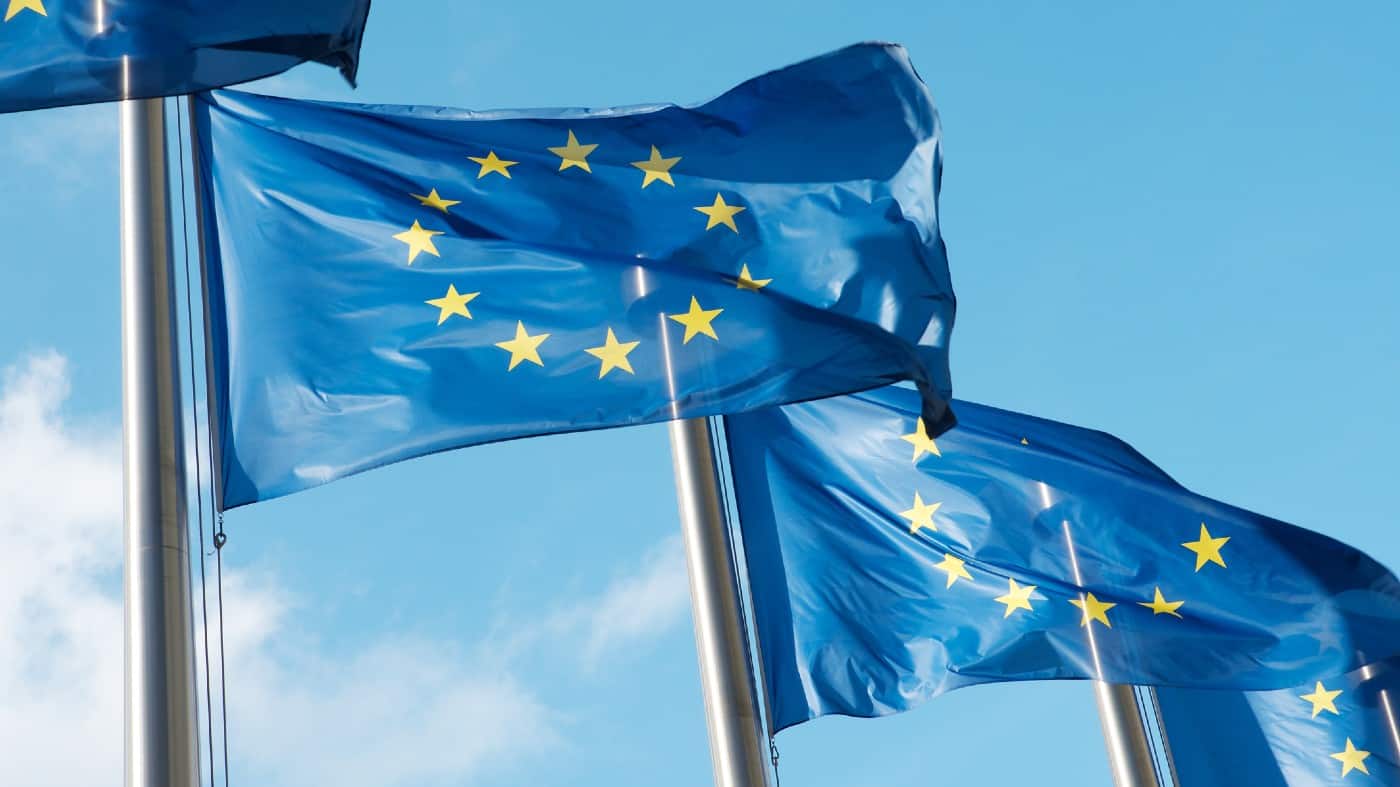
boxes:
[121,93,202,787]
[669,417,771,787]
[1094,683,1160,786]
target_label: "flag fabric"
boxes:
[1155,660,1400,785]
[723,386,1400,732]
[194,43,956,510]
[0,0,370,113]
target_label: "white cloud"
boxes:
[0,103,116,189]
[504,534,692,672]
[211,573,560,787]
[579,535,691,667]
[0,351,123,787]
[0,352,695,787]
[0,352,562,787]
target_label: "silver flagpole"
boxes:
[121,93,201,787]
[1094,683,1160,786]
[669,417,771,787]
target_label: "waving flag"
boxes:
[1157,659,1400,784]
[0,0,370,113]
[194,44,956,509]
[724,386,1400,732]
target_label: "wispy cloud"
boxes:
[0,351,688,786]
[0,352,558,787]
[211,574,561,787]
[501,534,692,672]
[0,104,116,189]
[0,352,124,786]
[578,535,691,667]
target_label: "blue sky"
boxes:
[0,2,1397,785]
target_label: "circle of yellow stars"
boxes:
[892,409,1382,780]
[886,418,1253,637]
[383,133,769,375]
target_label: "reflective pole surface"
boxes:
[121,96,201,787]
[669,417,771,787]
[1094,682,1160,787]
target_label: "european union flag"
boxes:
[194,44,956,509]
[1156,659,1400,784]
[724,386,1400,732]
[0,0,369,113]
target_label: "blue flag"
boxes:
[0,0,370,113]
[1156,660,1400,785]
[194,43,956,509]
[724,386,1400,732]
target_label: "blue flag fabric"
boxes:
[0,0,370,113]
[1156,660,1400,785]
[724,386,1400,732]
[194,43,956,509]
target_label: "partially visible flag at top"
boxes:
[194,43,956,509]
[0,0,370,113]
[724,386,1400,732]
[1156,659,1400,785]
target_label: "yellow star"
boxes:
[694,193,746,233]
[1069,592,1116,628]
[424,284,478,325]
[495,321,550,370]
[898,492,941,535]
[1300,682,1343,718]
[1182,523,1230,571]
[1330,739,1371,777]
[934,554,973,588]
[411,189,460,214]
[4,0,45,22]
[584,327,641,378]
[667,296,723,344]
[1137,587,1184,618]
[900,419,941,461]
[468,150,518,179]
[994,579,1038,618]
[735,264,772,291]
[631,145,681,188]
[393,221,444,264]
[548,130,598,173]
